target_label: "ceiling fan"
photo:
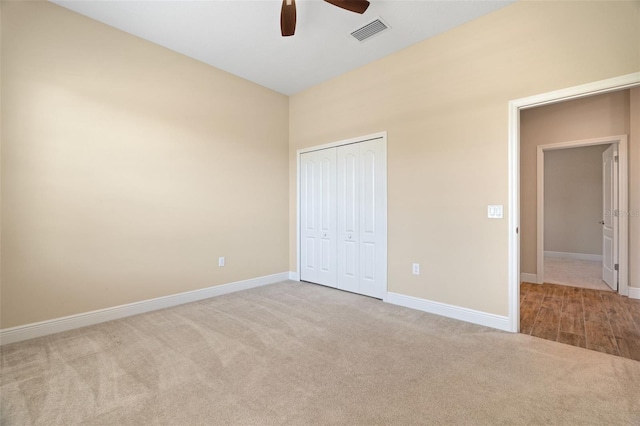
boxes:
[281,0,370,37]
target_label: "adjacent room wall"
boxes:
[1,2,290,328]
[289,1,640,316]
[520,91,632,278]
[543,145,609,256]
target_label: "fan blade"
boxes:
[324,0,370,14]
[281,0,297,37]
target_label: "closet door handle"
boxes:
[348,235,352,240]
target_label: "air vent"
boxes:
[351,17,389,42]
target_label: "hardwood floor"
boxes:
[520,282,640,361]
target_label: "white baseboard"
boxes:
[629,287,640,300]
[384,292,511,332]
[288,271,300,281]
[520,273,538,284]
[544,251,603,262]
[0,272,290,346]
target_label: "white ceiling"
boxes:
[51,0,514,95]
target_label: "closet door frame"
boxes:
[295,131,387,298]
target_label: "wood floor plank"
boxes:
[562,298,583,315]
[531,307,560,341]
[616,337,640,362]
[629,311,640,330]
[607,311,640,339]
[522,292,544,327]
[600,293,625,316]
[582,289,603,302]
[544,284,565,299]
[538,304,560,321]
[525,291,545,305]
[598,294,640,339]
[520,313,536,335]
[625,300,640,325]
[527,284,546,295]
[557,332,586,348]
[531,323,558,341]
[520,298,541,335]
[563,286,582,299]
[520,282,639,362]
[541,296,563,310]
[585,321,619,356]
[582,300,609,323]
[626,298,640,310]
[521,296,539,309]
[559,311,585,335]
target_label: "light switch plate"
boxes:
[488,205,503,219]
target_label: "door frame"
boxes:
[507,72,640,333]
[535,136,628,293]
[295,131,388,296]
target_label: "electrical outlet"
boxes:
[412,263,420,275]
[218,256,225,267]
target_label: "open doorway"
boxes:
[536,136,627,293]
[508,74,640,359]
[518,90,631,296]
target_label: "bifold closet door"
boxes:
[337,138,385,299]
[300,148,337,288]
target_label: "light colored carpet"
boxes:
[2,281,639,425]
[544,256,612,291]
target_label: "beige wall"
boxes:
[1,2,289,328]
[2,1,639,330]
[520,91,631,275]
[544,145,609,255]
[290,1,640,316]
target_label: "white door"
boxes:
[602,144,618,291]
[337,139,386,299]
[300,148,337,288]
[357,139,386,299]
[336,143,360,294]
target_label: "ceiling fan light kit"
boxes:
[281,0,371,37]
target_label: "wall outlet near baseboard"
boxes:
[218,257,225,267]
[412,263,420,275]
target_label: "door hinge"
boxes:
[614,264,619,271]
[614,155,619,163]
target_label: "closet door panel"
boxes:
[362,242,375,280]
[300,156,317,283]
[316,150,337,286]
[358,139,385,298]
[300,149,337,287]
[337,145,360,293]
